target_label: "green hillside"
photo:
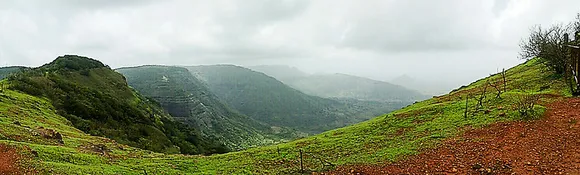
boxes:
[250,65,427,102]
[186,65,399,134]
[0,58,570,174]
[2,55,226,155]
[117,66,289,150]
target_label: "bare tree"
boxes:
[476,81,489,110]
[502,68,507,92]
[519,23,571,74]
[464,94,470,118]
[573,13,580,36]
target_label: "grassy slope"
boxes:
[4,56,228,155]
[0,58,570,174]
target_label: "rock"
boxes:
[451,168,458,173]
[485,168,492,173]
[472,163,483,170]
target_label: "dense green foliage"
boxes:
[251,65,427,102]
[5,55,227,155]
[117,66,290,150]
[0,58,567,174]
[187,65,402,133]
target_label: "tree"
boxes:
[519,23,571,74]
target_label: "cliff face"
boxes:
[117,65,273,150]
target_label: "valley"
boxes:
[1,7,579,174]
[1,56,575,174]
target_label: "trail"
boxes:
[329,98,580,174]
[0,144,22,175]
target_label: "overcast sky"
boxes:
[1,0,579,93]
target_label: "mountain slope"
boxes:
[3,58,573,174]
[0,66,26,79]
[187,65,385,133]
[250,65,427,102]
[248,65,308,81]
[289,73,427,102]
[116,66,275,149]
[4,55,226,155]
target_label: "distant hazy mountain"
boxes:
[249,65,308,81]
[391,74,454,96]
[187,65,402,134]
[250,65,427,102]
[0,66,26,79]
[117,66,280,150]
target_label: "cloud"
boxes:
[0,0,579,93]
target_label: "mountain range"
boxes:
[250,65,428,102]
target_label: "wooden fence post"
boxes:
[464,95,469,118]
[299,149,304,173]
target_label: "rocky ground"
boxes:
[328,98,580,175]
[0,144,23,175]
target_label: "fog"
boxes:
[1,0,579,94]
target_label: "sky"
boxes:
[1,0,580,94]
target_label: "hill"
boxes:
[391,74,456,95]
[250,65,427,102]
[186,65,401,134]
[0,66,26,79]
[116,66,285,149]
[248,65,309,81]
[2,58,577,174]
[2,55,227,155]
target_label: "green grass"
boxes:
[0,58,571,174]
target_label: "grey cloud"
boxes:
[1,0,579,94]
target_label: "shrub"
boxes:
[514,94,541,119]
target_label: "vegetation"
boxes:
[519,13,580,92]
[4,55,227,155]
[117,66,295,150]
[187,65,404,134]
[0,57,567,174]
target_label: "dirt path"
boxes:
[0,144,23,175]
[328,98,580,175]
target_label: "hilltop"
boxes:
[1,57,578,174]
[2,55,227,155]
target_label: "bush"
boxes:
[514,94,541,119]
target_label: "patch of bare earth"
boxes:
[0,144,23,175]
[327,98,580,175]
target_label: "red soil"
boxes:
[328,98,580,175]
[0,144,23,175]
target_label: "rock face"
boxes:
[117,65,272,150]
